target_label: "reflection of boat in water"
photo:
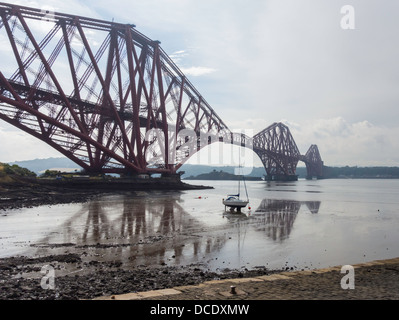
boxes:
[222,209,248,219]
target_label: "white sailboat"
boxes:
[223,194,248,211]
[223,165,249,212]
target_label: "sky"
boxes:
[0,0,399,167]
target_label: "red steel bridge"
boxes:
[0,3,324,181]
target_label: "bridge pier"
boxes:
[305,175,324,180]
[264,174,298,182]
[160,172,182,182]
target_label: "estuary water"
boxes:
[1,178,399,272]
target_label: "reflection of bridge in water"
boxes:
[31,194,322,267]
[33,192,229,266]
[250,199,321,241]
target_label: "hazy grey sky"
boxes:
[1,0,398,167]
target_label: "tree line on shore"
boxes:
[0,162,36,178]
[321,166,399,179]
[182,165,399,179]
[2,159,399,180]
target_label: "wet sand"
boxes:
[0,181,275,300]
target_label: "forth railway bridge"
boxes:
[0,3,324,181]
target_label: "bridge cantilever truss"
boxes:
[301,144,324,179]
[0,2,228,174]
[252,122,300,181]
[252,123,324,180]
[0,3,324,179]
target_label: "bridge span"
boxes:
[0,3,324,181]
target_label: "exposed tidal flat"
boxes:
[1,178,399,299]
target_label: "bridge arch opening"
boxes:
[182,141,258,175]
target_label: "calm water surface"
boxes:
[1,179,399,271]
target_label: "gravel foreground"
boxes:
[2,253,399,300]
[0,253,278,300]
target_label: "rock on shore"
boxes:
[0,254,275,300]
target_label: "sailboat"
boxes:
[223,164,249,212]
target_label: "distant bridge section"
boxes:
[300,144,324,179]
[252,122,300,181]
[252,123,324,180]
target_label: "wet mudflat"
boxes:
[1,179,399,299]
[0,186,278,300]
[0,183,100,211]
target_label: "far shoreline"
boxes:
[0,175,212,211]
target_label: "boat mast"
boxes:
[238,149,241,198]
[238,148,249,202]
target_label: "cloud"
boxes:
[289,117,399,167]
[169,50,189,64]
[9,0,100,21]
[169,50,216,76]
[179,66,217,77]
[227,116,399,167]
[0,124,62,162]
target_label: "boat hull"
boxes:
[223,200,248,208]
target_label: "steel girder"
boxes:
[0,2,229,174]
[0,3,325,179]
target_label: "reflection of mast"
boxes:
[236,219,247,265]
[222,213,248,268]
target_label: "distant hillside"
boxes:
[5,157,399,179]
[0,158,311,180]
[183,169,262,180]
[322,166,399,179]
[179,165,399,179]
[178,164,309,179]
[8,157,81,174]
[0,162,36,184]
[178,164,270,179]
